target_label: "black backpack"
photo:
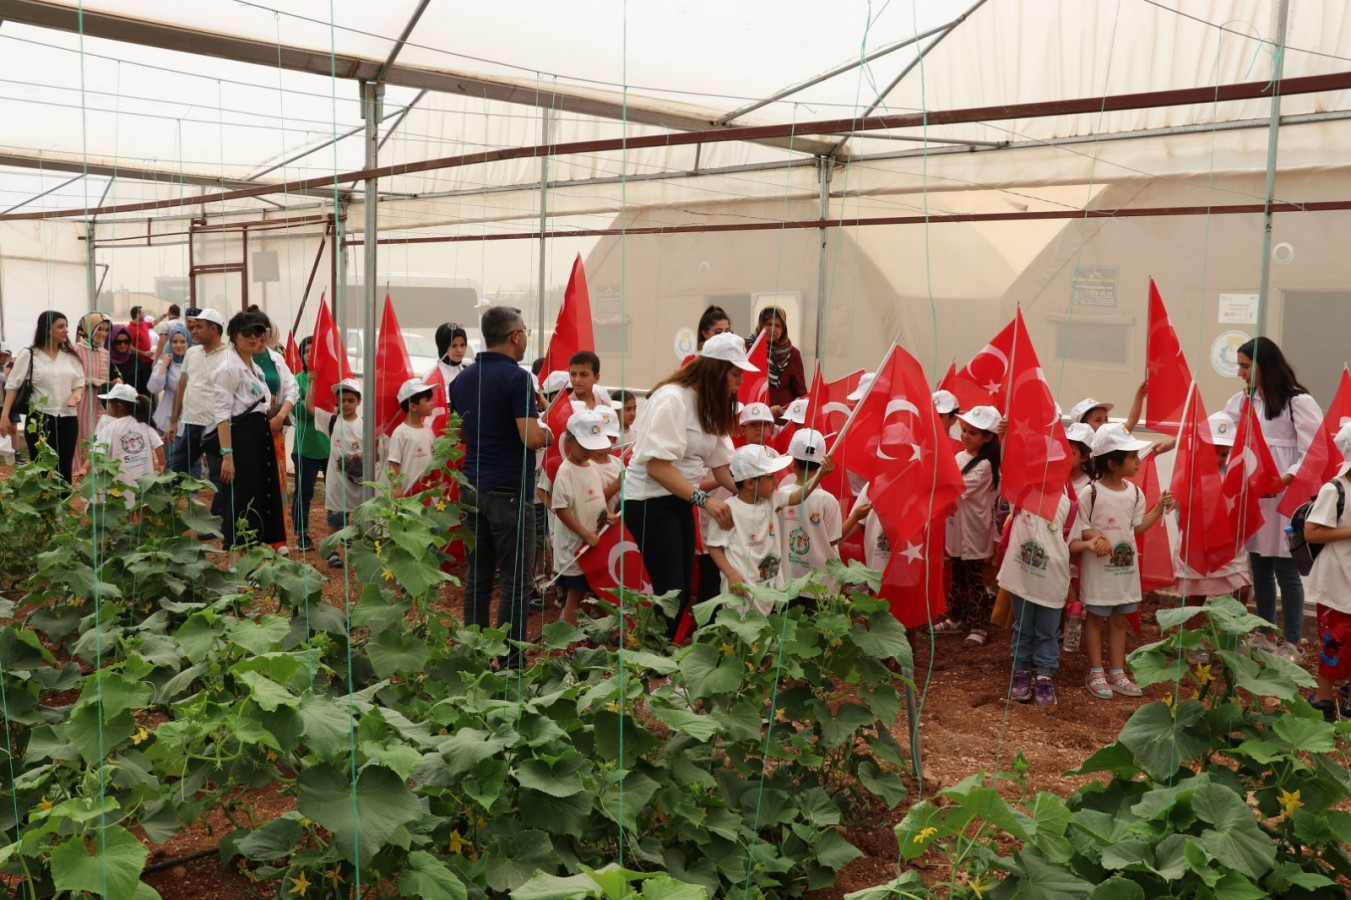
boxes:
[1288,480,1346,576]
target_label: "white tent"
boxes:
[2,0,1350,410]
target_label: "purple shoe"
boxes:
[1034,676,1056,707]
[1010,670,1032,702]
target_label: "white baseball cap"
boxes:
[1208,412,1236,447]
[1064,422,1095,445]
[191,308,225,328]
[932,389,959,415]
[332,377,362,397]
[846,373,876,402]
[699,332,759,372]
[1090,423,1151,458]
[957,405,1001,433]
[566,408,612,451]
[730,444,794,481]
[396,377,432,404]
[98,384,139,403]
[542,370,571,395]
[593,403,621,437]
[739,401,775,425]
[1069,397,1114,424]
[789,428,828,462]
[0,343,11,356]
[1334,420,1351,477]
[782,396,811,424]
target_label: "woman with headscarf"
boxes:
[147,323,190,436]
[747,305,807,414]
[109,324,151,397]
[73,312,111,471]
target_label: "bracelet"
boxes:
[688,487,709,508]
[221,448,234,456]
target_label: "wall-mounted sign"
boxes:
[1218,292,1259,325]
[1211,330,1250,378]
[673,326,696,360]
[1072,266,1118,307]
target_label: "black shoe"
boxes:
[528,595,546,611]
[1307,690,1351,722]
[327,552,343,569]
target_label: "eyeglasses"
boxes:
[509,327,531,339]
[113,338,131,345]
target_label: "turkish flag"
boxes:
[540,253,595,380]
[1144,279,1192,436]
[540,392,576,483]
[737,332,771,406]
[879,517,948,628]
[424,365,450,437]
[950,318,1016,413]
[1278,368,1351,518]
[1222,397,1282,547]
[863,345,966,551]
[284,332,302,374]
[374,294,415,437]
[308,296,353,414]
[769,360,822,453]
[577,523,654,607]
[1132,452,1174,595]
[1170,383,1238,576]
[1002,309,1073,522]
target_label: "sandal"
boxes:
[964,629,988,647]
[1108,671,1142,697]
[1085,669,1112,700]
[930,617,964,635]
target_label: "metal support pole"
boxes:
[1254,0,1290,337]
[536,107,552,363]
[813,158,833,362]
[361,80,383,501]
[86,221,98,312]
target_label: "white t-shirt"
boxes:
[384,421,435,490]
[591,454,623,514]
[179,344,230,427]
[1308,477,1351,614]
[315,410,364,513]
[781,489,843,588]
[551,458,609,577]
[624,385,735,501]
[210,351,271,426]
[91,415,163,506]
[854,483,891,572]
[704,491,792,594]
[945,451,996,560]
[997,495,1073,609]
[1073,481,1146,606]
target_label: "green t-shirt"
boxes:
[292,371,331,460]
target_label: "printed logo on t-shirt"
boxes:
[120,430,146,458]
[1018,539,1048,571]
[876,533,890,554]
[788,527,810,559]
[1107,542,1136,570]
[808,511,823,526]
[756,552,782,583]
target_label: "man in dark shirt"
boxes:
[450,306,553,666]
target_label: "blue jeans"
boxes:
[462,487,535,667]
[167,423,206,480]
[291,453,325,544]
[1010,595,1062,675]
[1249,553,1305,643]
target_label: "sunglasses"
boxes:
[239,325,270,339]
[113,337,131,345]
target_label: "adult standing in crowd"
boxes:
[73,312,112,472]
[1224,336,1323,661]
[433,321,472,387]
[214,309,285,551]
[167,307,229,484]
[747,305,807,414]
[0,311,86,482]
[680,305,732,366]
[147,323,190,436]
[450,306,553,667]
[290,336,329,552]
[624,332,751,636]
[108,324,151,397]
[153,304,182,339]
[246,308,299,510]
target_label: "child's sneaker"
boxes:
[1085,669,1112,700]
[326,551,342,568]
[1009,670,1032,702]
[1307,690,1351,722]
[1108,670,1142,697]
[1033,676,1056,707]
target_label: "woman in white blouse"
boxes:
[623,332,755,637]
[0,311,87,482]
[1224,336,1323,659]
[213,310,286,551]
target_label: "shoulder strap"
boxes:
[1336,479,1346,521]
[327,413,337,437]
[1088,483,1097,524]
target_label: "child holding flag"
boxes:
[551,409,614,626]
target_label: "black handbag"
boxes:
[9,347,36,422]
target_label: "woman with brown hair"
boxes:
[624,332,757,636]
[748,305,808,414]
[73,312,112,472]
[0,310,86,482]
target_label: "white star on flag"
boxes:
[901,541,924,564]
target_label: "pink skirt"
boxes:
[1174,570,1250,597]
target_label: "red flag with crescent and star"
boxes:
[284,332,302,374]
[949,317,1016,413]
[880,518,949,628]
[1278,368,1351,518]
[1222,396,1282,547]
[374,294,415,438]
[737,331,771,407]
[1170,382,1239,577]
[577,522,654,607]
[1001,309,1073,522]
[1144,278,1192,436]
[308,295,353,414]
[540,253,595,380]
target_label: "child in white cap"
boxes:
[551,409,615,626]
[705,444,833,612]
[384,377,436,492]
[932,405,1003,646]
[1304,421,1351,721]
[309,378,365,568]
[1072,424,1173,699]
[85,383,164,507]
[780,428,868,602]
[590,403,624,515]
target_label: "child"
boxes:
[550,409,613,626]
[567,351,611,411]
[610,389,638,450]
[932,405,1002,646]
[307,378,364,568]
[1072,424,1173,699]
[705,444,833,613]
[385,377,436,492]
[780,428,868,599]
[999,493,1075,706]
[737,401,776,446]
[1065,422,1094,496]
[694,401,775,604]
[932,389,962,450]
[1068,397,1115,431]
[1305,421,1351,721]
[87,383,164,507]
[591,405,624,514]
